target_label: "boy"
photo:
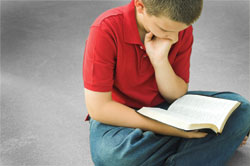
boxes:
[83,0,250,165]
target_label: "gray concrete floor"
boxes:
[1,0,249,165]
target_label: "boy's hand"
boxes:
[144,32,178,67]
[183,130,208,139]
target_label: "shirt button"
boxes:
[143,54,147,58]
[140,46,143,50]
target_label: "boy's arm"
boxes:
[144,32,188,103]
[154,59,188,103]
[85,88,207,138]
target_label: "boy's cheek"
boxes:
[172,33,179,43]
[165,33,179,43]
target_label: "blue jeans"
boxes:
[89,91,250,166]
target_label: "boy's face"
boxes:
[135,0,188,40]
[142,12,188,40]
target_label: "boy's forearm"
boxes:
[154,57,188,103]
[91,100,187,137]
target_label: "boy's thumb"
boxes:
[145,32,153,42]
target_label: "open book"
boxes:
[137,94,241,134]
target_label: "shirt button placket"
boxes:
[138,44,148,73]
[139,45,147,57]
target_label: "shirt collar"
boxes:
[123,0,143,45]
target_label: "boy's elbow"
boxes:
[164,82,188,103]
[84,88,112,121]
[86,100,104,122]
[86,104,97,120]
[86,102,109,121]
[86,98,103,121]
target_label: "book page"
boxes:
[168,95,240,128]
[137,95,240,132]
[137,107,193,130]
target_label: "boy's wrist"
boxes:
[151,56,170,71]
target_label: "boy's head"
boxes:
[142,0,203,25]
[135,0,203,39]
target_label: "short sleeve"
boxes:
[172,26,193,83]
[83,24,117,92]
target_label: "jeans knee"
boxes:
[227,92,250,105]
[220,92,250,126]
[232,99,250,136]
[239,96,250,119]
[242,101,250,129]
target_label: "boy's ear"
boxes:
[134,0,145,14]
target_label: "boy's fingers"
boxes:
[197,132,208,138]
[190,131,208,138]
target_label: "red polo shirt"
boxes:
[83,0,193,113]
